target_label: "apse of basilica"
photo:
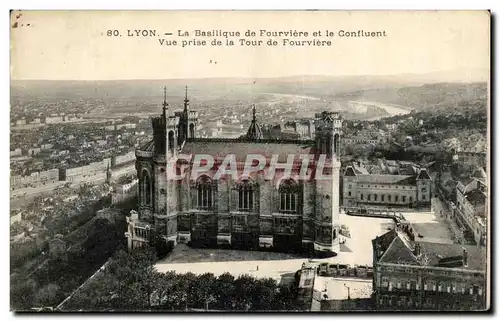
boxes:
[126,87,344,256]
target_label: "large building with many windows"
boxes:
[126,87,345,255]
[372,227,487,311]
[453,173,487,246]
[342,163,432,210]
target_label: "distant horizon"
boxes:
[10,68,490,82]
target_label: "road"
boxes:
[432,196,464,243]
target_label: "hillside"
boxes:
[333,82,488,113]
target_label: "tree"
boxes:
[213,272,236,310]
[151,235,174,259]
[61,247,303,312]
[34,283,61,307]
[11,277,37,311]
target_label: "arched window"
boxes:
[168,130,175,152]
[279,179,300,213]
[141,169,151,205]
[196,175,213,210]
[238,180,255,211]
[189,123,195,138]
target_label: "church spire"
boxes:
[246,104,263,140]
[184,85,190,112]
[106,160,112,184]
[162,86,168,120]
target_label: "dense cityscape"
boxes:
[10,78,488,312]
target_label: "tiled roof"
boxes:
[465,189,486,206]
[356,174,416,185]
[139,140,155,152]
[374,229,486,271]
[419,242,486,271]
[372,229,397,260]
[461,137,487,154]
[182,139,313,162]
[399,166,417,176]
[378,235,419,265]
[416,169,431,180]
[473,167,487,181]
[344,167,356,177]
[365,165,383,174]
[352,163,369,174]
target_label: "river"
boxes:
[348,100,412,120]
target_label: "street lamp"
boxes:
[344,283,351,300]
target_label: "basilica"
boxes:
[126,87,344,256]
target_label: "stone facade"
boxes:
[372,229,487,311]
[454,178,487,246]
[342,165,432,210]
[125,88,343,256]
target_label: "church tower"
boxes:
[313,111,342,255]
[150,87,180,244]
[186,87,199,139]
[151,87,169,224]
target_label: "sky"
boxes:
[10,10,490,80]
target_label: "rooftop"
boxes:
[465,189,486,207]
[374,229,486,271]
[246,105,264,140]
[356,174,416,185]
[182,139,313,162]
[138,139,155,152]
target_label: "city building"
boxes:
[112,179,138,205]
[126,87,343,256]
[283,119,315,139]
[372,227,487,311]
[456,137,487,168]
[453,176,487,246]
[342,163,433,210]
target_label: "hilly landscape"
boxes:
[10,73,489,122]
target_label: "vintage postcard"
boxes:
[10,10,490,312]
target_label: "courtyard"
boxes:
[155,244,307,285]
[155,198,456,285]
[400,197,455,244]
[314,276,372,301]
[335,214,394,266]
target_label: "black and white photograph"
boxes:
[8,10,490,312]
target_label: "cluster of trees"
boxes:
[342,140,451,167]
[64,247,299,311]
[11,214,128,311]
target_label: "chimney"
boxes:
[462,247,468,267]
